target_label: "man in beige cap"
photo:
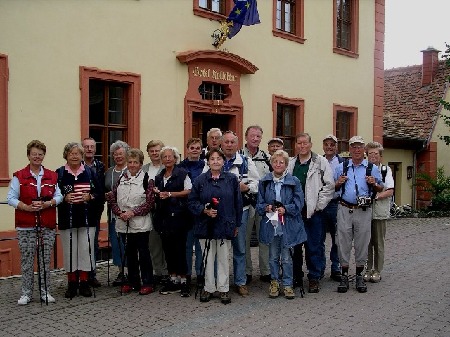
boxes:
[334,136,383,294]
[267,138,284,156]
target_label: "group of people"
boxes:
[7,125,394,305]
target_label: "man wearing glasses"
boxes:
[201,128,222,159]
[334,136,383,293]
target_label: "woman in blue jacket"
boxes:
[188,149,242,304]
[256,150,307,299]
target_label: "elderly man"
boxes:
[82,137,105,288]
[239,125,271,283]
[365,141,394,283]
[142,140,168,284]
[334,136,383,293]
[201,128,222,159]
[322,134,344,282]
[287,133,334,293]
[267,137,284,156]
[220,130,259,296]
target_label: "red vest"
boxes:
[14,166,58,229]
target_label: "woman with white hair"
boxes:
[153,146,192,297]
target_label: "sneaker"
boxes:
[269,280,280,298]
[370,271,382,283]
[160,275,171,285]
[139,286,154,295]
[79,281,93,297]
[236,285,249,297]
[88,278,102,288]
[330,270,342,282]
[220,292,231,304]
[121,284,133,294]
[40,292,56,303]
[159,281,181,295]
[284,287,295,299]
[356,275,367,293]
[200,289,211,302]
[180,283,191,297]
[260,274,271,283]
[363,270,373,282]
[113,272,125,286]
[18,295,31,305]
[337,274,349,293]
[308,279,320,293]
[246,274,252,285]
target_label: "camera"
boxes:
[356,196,372,207]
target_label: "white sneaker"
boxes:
[18,295,31,305]
[41,292,56,303]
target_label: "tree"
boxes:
[439,43,450,145]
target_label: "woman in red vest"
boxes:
[7,140,62,305]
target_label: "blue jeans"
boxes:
[269,235,294,287]
[232,208,248,286]
[322,200,340,272]
[304,212,326,280]
[108,218,124,267]
[186,228,202,276]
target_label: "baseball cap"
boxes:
[323,134,338,143]
[267,137,284,145]
[349,135,365,145]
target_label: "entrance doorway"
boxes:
[192,112,233,147]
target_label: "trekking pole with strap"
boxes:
[84,203,96,298]
[34,206,45,306]
[37,205,49,305]
[196,237,211,299]
[119,217,129,295]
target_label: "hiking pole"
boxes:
[85,203,96,298]
[34,204,44,306]
[119,217,129,296]
[37,205,49,305]
[195,237,211,299]
[64,186,74,300]
[107,209,111,286]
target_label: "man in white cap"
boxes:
[322,134,344,282]
[334,136,383,293]
[267,138,284,156]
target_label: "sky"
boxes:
[384,0,450,69]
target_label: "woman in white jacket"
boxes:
[108,148,155,295]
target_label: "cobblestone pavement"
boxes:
[0,217,449,337]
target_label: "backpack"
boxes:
[340,159,375,198]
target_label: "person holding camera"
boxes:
[334,136,383,293]
[7,140,62,305]
[188,148,242,304]
[257,150,307,299]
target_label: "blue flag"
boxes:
[227,0,260,38]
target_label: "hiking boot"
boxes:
[139,286,154,295]
[284,286,295,299]
[18,295,32,305]
[121,284,133,294]
[79,281,93,297]
[220,292,231,304]
[269,280,280,298]
[236,285,249,297]
[363,270,372,282]
[337,274,349,293]
[308,279,320,293]
[200,289,211,302]
[159,281,181,295]
[330,270,342,282]
[356,275,367,293]
[260,274,271,283]
[65,282,78,299]
[370,271,382,283]
[180,283,191,297]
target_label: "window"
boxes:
[80,67,141,168]
[273,95,304,156]
[194,0,234,21]
[273,0,305,44]
[0,54,8,186]
[198,82,228,100]
[333,104,358,153]
[334,0,359,57]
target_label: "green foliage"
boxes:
[416,166,450,211]
[439,43,450,145]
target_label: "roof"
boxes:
[383,61,450,145]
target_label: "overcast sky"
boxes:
[384,0,449,69]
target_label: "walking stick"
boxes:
[119,218,129,296]
[36,206,49,305]
[85,203,96,298]
[68,192,74,300]
[107,209,111,286]
[195,237,211,299]
[34,207,44,306]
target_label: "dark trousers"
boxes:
[160,230,188,276]
[120,231,153,287]
[321,200,340,272]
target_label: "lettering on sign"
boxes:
[192,66,236,82]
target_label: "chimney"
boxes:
[421,47,440,86]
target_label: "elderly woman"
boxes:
[7,140,62,305]
[105,140,130,286]
[56,142,101,299]
[108,148,155,295]
[153,146,191,297]
[256,150,307,300]
[188,149,242,304]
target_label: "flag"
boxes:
[227,0,260,39]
